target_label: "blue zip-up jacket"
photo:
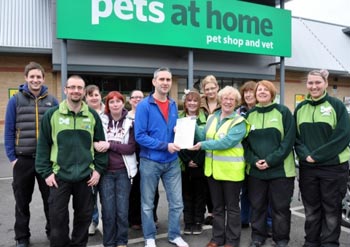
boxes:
[134,94,178,163]
[4,83,58,162]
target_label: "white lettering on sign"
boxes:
[92,0,165,25]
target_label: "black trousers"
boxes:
[208,177,242,246]
[181,172,206,224]
[248,176,294,244]
[12,156,50,241]
[299,163,348,247]
[205,177,213,214]
[48,178,93,247]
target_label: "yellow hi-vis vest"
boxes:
[204,115,247,182]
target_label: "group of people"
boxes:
[4,62,350,247]
[188,70,349,247]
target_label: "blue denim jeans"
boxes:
[99,169,131,247]
[140,158,183,241]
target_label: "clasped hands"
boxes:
[256,159,269,170]
[94,141,110,152]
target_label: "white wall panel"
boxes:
[0,0,51,49]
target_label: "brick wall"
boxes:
[0,55,60,141]
[274,70,350,112]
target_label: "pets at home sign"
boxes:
[57,0,291,57]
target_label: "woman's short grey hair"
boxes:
[218,86,241,105]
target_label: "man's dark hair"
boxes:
[24,62,45,77]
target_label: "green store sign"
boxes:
[57,0,291,57]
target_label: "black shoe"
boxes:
[241,223,250,228]
[249,241,263,247]
[192,223,203,235]
[267,226,272,238]
[16,239,29,247]
[276,240,289,247]
[184,223,192,235]
[204,215,213,225]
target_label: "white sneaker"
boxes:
[88,221,97,235]
[169,237,189,247]
[145,238,156,247]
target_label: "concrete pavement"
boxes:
[1,143,349,246]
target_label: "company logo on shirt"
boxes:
[320,106,332,116]
[59,117,70,125]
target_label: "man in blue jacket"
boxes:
[135,67,188,247]
[4,62,58,247]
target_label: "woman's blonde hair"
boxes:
[201,75,219,91]
[307,69,329,83]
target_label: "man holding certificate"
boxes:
[134,67,188,247]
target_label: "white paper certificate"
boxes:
[174,117,196,149]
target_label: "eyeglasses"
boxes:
[204,87,217,92]
[130,96,144,99]
[66,85,84,91]
[222,97,235,102]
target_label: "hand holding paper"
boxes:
[174,117,196,149]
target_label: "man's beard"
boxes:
[71,97,82,103]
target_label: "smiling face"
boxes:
[220,93,237,116]
[185,98,199,115]
[244,89,256,108]
[129,90,144,110]
[64,76,85,104]
[204,82,219,100]
[184,92,200,116]
[306,74,328,100]
[256,84,272,105]
[85,89,102,111]
[25,69,44,95]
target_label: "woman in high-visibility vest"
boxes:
[190,86,249,247]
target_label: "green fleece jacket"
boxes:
[294,92,350,166]
[35,100,108,182]
[244,102,296,180]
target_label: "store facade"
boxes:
[1,0,349,134]
[52,0,291,100]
